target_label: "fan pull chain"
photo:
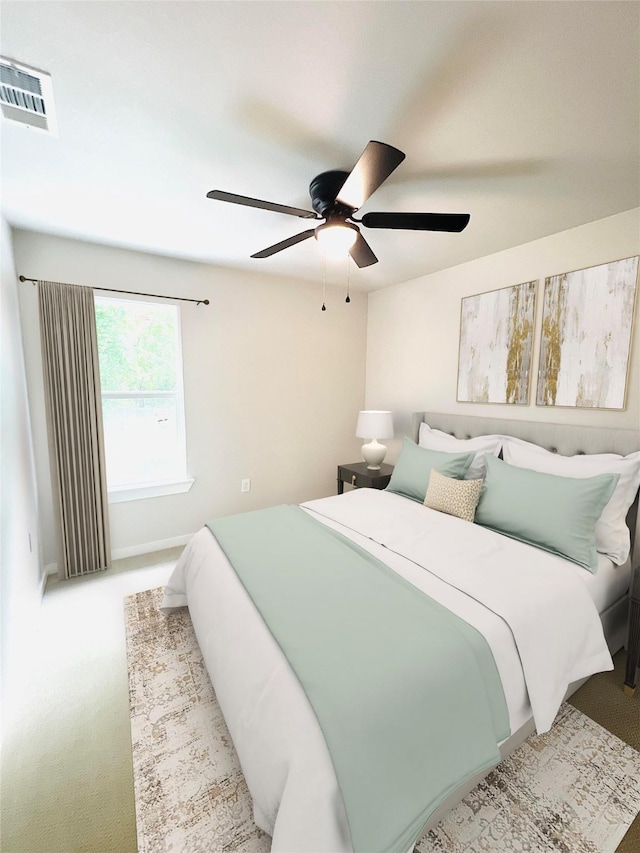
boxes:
[321,253,327,311]
[345,256,351,303]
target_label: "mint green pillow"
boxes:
[475,455,619,571]
[386,438,474,503]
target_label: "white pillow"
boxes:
[502,437,640,565]
[418,423,502,480]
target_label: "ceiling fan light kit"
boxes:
[206,140,471,268]
[315,221,359,257]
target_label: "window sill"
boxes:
[108,478,195,504]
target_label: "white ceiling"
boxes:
[1,1,638,291]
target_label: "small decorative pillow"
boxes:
[423,469,483,523]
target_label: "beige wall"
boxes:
[1,219,43,700]
[13,231,367,565]
[14,209,640,565]
[367,209,640,461]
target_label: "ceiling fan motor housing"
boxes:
[309,170,354,218]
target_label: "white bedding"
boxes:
[161,488,614,853]
[571,552,631,614]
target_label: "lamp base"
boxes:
[361,439,387,470]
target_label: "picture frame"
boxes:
[457,280,537,405]
[536,256,638,410]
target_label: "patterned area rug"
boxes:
[125,587,640,853]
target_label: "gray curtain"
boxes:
[38,280,111,579]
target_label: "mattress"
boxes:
[574,552,631,614]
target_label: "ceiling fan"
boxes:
[207,141,470,268]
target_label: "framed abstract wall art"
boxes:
[536,256,638,410]
[457,280,537,404]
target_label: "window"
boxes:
[94,296,192,502]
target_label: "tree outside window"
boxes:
[94,296,188,490]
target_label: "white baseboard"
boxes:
[42,562,58,594]
[41,533,193,578]
[111,533,193,561]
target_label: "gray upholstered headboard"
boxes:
[411,412,640,563]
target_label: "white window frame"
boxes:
[94,294,193,503]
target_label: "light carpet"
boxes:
[125,587,640,853]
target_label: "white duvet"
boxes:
[161,488,613,853]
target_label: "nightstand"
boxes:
[337,461,393,495]
[624,562,640,696]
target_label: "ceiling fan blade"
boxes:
[349,233,378,268]
[251,228,317,259]
[207,190,319,220]
[336,141,406,211]
[361,212,470,232]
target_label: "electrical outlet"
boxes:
[241,478,251,493]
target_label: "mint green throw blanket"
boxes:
[207,506,509,853]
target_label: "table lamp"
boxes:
[356,410,394,470]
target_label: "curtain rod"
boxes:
[18,276,210,306]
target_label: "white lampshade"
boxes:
[356,410,394,440]
[355,410,394,470]
[315,222,358,257]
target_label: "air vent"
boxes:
[0,57,57,135]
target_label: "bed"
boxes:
[161,412,640,853]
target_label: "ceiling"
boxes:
[1,1,638,292]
